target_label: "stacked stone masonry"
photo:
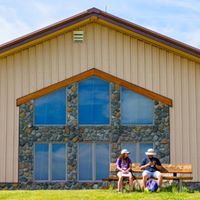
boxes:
[0,82,170,190]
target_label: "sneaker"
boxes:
[157,188,161,193]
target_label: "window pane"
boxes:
[52,144,66,181]
[140,143,153,162]
[78,76,110,125]
[96,144,109,180]
[121,87,154,124]
[35,88,66,125]
[78,144,92,180]
[35,144,49,181]
[121,143,136,163]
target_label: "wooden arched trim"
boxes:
[16,68,172,106]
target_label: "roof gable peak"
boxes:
[0,7,199,60]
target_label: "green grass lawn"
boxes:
[0,190,199,200]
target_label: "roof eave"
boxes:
[0,7,199,59]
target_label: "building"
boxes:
[0,8,199,189]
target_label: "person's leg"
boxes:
[117,172,123,192]
[153,171,163,188]
[129,172,134,192]
[142,170,150,189]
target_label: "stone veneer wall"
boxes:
[0,82,170,190]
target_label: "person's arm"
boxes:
[116,159,122,171]
[155,164,162,171]
[140,158,152,170]
[124,163,132,173]
[117,165,122,171]
[140,162,151,170]
[154,159,163,171]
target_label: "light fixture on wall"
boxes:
[73,31,84,42]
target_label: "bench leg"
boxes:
[134,179,142,191]
[178,180,183,192]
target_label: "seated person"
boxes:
[140,148,163,191]
[116,149,134,192]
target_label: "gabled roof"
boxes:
[16,68,172,106]
[0,7,200,59]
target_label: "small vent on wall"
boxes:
[73,31,84,42]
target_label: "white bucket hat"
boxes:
[145,148,156,156]
[121,149,130,154]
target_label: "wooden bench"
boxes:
[103,163,193,192]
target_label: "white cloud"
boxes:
[153,0,200,13]
[0,5,31,44]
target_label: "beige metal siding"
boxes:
[195,62,200,180]
[0,22,200,182]
[0,58,7,182]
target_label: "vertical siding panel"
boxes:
[195,62,200,180]
[80,26,87,72]
[145,43,152,90]
[43,40,52,87]
[116,32,123,79]
[13,52,22,181]
[101,26,109,72]
[0,59,7,182]
[72,37,81,75]
[166,52,174,98]
[181,58,190,163]
[189,61,197,180]
[166,52,175,162]
[29,46,37,92]
[108,29,116,75]
[51,38,59,84]
[130,38,138,84]
[152,46,160,93]
[94,23,102,69]
[36,44,44,89]
[159,49,167,96]
[87,24,95,68]
[137,40,145,87]
[123,35,131,82]
[58,35,66,80]
[173,55,182,163]
[65,32,73,77]
[6,55,15,181]
[21,49,29,95]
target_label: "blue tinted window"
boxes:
[52,144,66,181]
[34,88,66,125]
[78,76,110,125]
[121,143,136,163]
[96,144,109,180]
[121,87,154,124]
[140,143,153,162]
[78,144,92,180]
[35,144,49,181]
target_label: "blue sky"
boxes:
[0,0,200,48]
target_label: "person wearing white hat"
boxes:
[140,148,163,192]
[116,149,134,192]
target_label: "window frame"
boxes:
[33,87,67,126]
[120,87,155,126]
[121,142,154,163]
[77,76,111,126]
[77,142,111,182]
[34,143,67,182]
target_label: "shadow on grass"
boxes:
[107,182,197,193]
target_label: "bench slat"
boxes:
[104,176,193,181]
[110,163,192,174]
